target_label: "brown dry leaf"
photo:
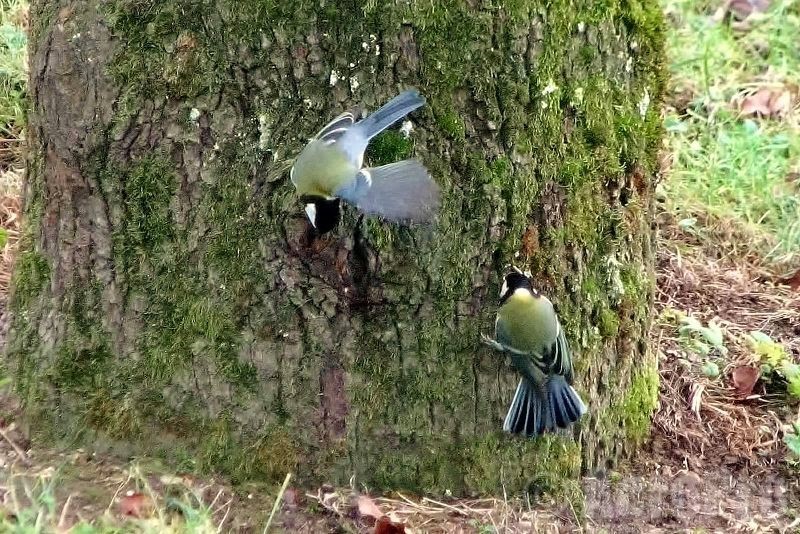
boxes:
[731,366,760,397]
[786,171,800,191]
[737,88,793,119]
[374,515,406,534]
[283,487,302,508]
[118,492,153,518]
[778,269,800,291]
[729,0,770,20]
[356,495,384,521]
[713,0,770,25]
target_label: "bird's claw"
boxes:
[481,334,540,358]
[480,334,505,352]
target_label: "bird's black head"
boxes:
[499,267,538,304]
[302,196,341,235]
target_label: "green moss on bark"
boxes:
[8,0,666,497]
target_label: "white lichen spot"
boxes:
[348,62,356,68]
[374,44,380,56]
[541,80,558,96]
[399,120,413,138]
[329,69,341,86]
[625,56,633,73]
[350,76,360,92]
[630,40,639,51]
[638,88,650,118]
[258,113,271,150]
[573,87,585,106]
[189,107,201,122]
[362,41,370,51]
[540,101,549,109]
[213,143,220,151]
[577,21,586,33]
[303,98,313,109]
[606,256,626,299]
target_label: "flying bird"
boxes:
[290,89,440,234]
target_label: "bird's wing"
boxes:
[550,322,574,383]
[335,159,439,222]
[313,111,356,143]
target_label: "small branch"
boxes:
[58,494,73,529]
[0,425,31,467]
[263,472,292,534]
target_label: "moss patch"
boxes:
[605,364,659,445]
[8,0,665,497]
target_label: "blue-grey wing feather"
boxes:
[336,159,439,222]
[314,111,355,142]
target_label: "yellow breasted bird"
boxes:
[290,89,440,234]
[483,267,587,436]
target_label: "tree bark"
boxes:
[6,0,665,494]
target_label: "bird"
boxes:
[482,267,587,437]
[289,89,440,234]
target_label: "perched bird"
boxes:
[482,267,587,437]
[290,89,440,234]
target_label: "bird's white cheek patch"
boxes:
[500,280,508,299]
[305,203,317,227]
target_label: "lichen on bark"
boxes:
[5,0,666,495]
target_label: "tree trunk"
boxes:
[6,0,665,494]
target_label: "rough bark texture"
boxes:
[6,0,665,495]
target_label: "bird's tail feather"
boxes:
[336,159,439,222]
[503,376,586,438]
[354,89,425,140]
[546,375,587,430]
[503,378,547,436]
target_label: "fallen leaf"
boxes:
[713,0,770,26]
[374,516,406,534]
[728,0,770,20]
[777,269,800,291]
[737,88,793,119]
[283,487,302,508]
[118,492,153,518]
[356,495,383,521]
[732,365,760,397]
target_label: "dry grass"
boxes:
[0,168,22,299]
[652,205,800,472]
[303,486,570,533]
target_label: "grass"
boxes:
[663,0,800,262]
[0,0,26,139]
[0,466,228,533]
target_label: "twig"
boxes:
[420,496,469,516]
[262,472,292,534]
[58,494,73,530]
[216,498,233,534]
[0,425,31,466]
